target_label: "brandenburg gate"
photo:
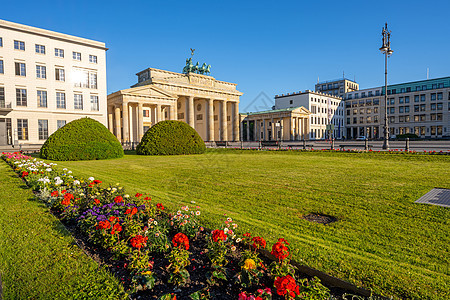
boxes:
[107,66,242,143]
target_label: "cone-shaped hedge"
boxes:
[40,118,124,161]
[137,120,206,155]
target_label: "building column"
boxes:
[188,96,195,128]
[114,106,121,141]
[289,118,294,141]
[254,119,258,141]
[108,106,113,134]
[221,100,227,141]
[239,119,244,141]
[233,102,239,141]
[305,118,310,140]
[122,102,129,142]
[170,105,176,121]
[138,103,144,140]
[208,98,214,141]
[246,120,250,142]
[263,119,266,141]
[156,104,162,124]
[128,104,134,142]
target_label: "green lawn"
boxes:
[49,150,448,299]
[0,161,126,299]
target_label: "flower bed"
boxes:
[2,152,375,300]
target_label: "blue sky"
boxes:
[2,0,450,111]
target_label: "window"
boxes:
[374,107,379,113]
[375,90,380,96]
[73,51,81,61]
[74,94,83,109]
[0,87,4,107]
[430,103,436,110]
[389,107,395,114]
[14,40,25,50]
[354,93,359,99]
[359,117,364,123]
[89,73,97,89]
[311,105,317,114]
[406,87,411,92]
[414,115,420,122]
[36,65,46,79]
[0,37,2,47]
[405,106,410,113]
[38,120,48,140]
[414,105,419,112]
[15,62,26,76]
[389,116,395,123]
[420,94,425,102]
[422,85,427,91]
[57,120,66,129]
[414,95,419,102]
[56,92,66,108]
[374,115,378,123]
[17,119,28,140]
[90,95,99,111]
[438,83,444,88]
[437,92,443,100]
[143,110,149,117]
[405,96,410,103]
[399,97,404,104]
[400,88,405,93]
[16,88,27,106]
[289,100,293,105]
[437,113,443,121]
[55,68,65,81]
[415,86,421,91]
[37,90,47,107]
[389,98,395,105]
[405,115,410,122]
[368,91,373,97]
[437,103,443,110]
[430,113,437,121]
[420,104,426,111]
[55,48,64,58]
[432,84,437,89]
[0,60,3,74]
[347,94,353,100]
[399,116,404,122]
[431,93,436,101]
[361,92,366,98]
[373,99,379,105]
[73,68,97,89]
[89,55,97,63]
[399,106,404,113]
[35,44,45,54]
[420,115,426,122]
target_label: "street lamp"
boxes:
[379,22,393,150]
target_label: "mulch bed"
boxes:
[301,213,338,225]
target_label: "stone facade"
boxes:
[0,19,107,146]
[107,68,242,142]
[315,78,359,98]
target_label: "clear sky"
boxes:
[2,0,450,111]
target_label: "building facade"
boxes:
[274,90,345,139]
[0,19,108,146]
[240,107,310,141]
[315,78,359,98]
[344,77,450,139]
[107,67,242,143]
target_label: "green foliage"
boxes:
[167,247,191,286]
[40,117,124,161]
[297,277,331,300]
[136,120,206,155]
[396,133,419,139]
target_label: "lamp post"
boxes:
[379,23,393,150]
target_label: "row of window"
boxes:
[17,119,68,140]
[0,87,99,110]
[347,113,445,125]
[346,99,381,108]
[347,90,382,100]
[2,37,98,63]
[349,107,380,115]
[387,83,446,95]
[3,62,98,89]
[310,117,343,126]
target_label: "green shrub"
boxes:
[136,120,205,155]
[397,133,419,139]
[40,118,124,161]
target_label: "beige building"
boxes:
[315,78,359,98]
[274,90,344,139]
[0,19,107,146]
[240,107,310,141]
[107,67,242,142]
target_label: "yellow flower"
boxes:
[141,270,152,276]
[243,258,256,270]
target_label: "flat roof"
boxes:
[244,107,301,115]
[0,19,107,50]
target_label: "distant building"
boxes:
[315,78,359,98]
[274,90,345,139]
[0,19,107,146]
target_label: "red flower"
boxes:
[274,275,299,298]
[114,196,123,203]
[243,232,252,238]
[61,190,67,194]
[94,198,100,205]
[21,171,29,177]
[144,196,151,201]
[125,207,138,216]
[271,238,290,261]
[109,216,119,223]
[51,191,59,197]
[111,223,122,235]
[251,236,266,250]
[156,203,165,210]
[135,193,142,198]
[93,180,102,184]
[96,220,111,230]
[212,229,227,243]
[172,232,189,250]
[61,193,74,206]
[130,235,148,249]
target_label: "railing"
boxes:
[0,102,12,109]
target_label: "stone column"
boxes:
[170,105,176,120]
[108,107,113,134]
[122,102,129,142]
[128,105,134,142]
[156,104,162,124]
[246,120,250,142]
[114,106,121,141]
[254,119,258,141]
[188,96,195,128]
[263,119,266,141]
[233,102,239,141]
[138,103,144,140]
[239,119,244,141]
[208,98,214,141]
[297,117,300,140]
[305,118,310,140]
[289,117,294,141]
[221,100,227,141]
[280,118,284,141]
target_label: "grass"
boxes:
[0,161,126,299]
[47,150,449,299]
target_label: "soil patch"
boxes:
[302,213,337,224]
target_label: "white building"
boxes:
[275,90,344,139]
[0,19,107,146]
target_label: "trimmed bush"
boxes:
[40,117,124,161]
[137,120,206,155]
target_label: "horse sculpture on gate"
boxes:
[182,51,211,75]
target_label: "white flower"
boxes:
[153,221,158,225]
[73,180,80,185]
[196,211,200,216]
[112,188,117,192]
[177,210,181,215]
[227,217,232,222]
[107,188,111,191]
[231,246,236,251]
[46,168,52,172]
[224,227,229,234]
[63,168,67,171]
[88,177,94,181]
[191,200,196,204]
[80,193,85,196]
[236,238,242,243]
[68,171,72,174]
[124,194,129,198]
